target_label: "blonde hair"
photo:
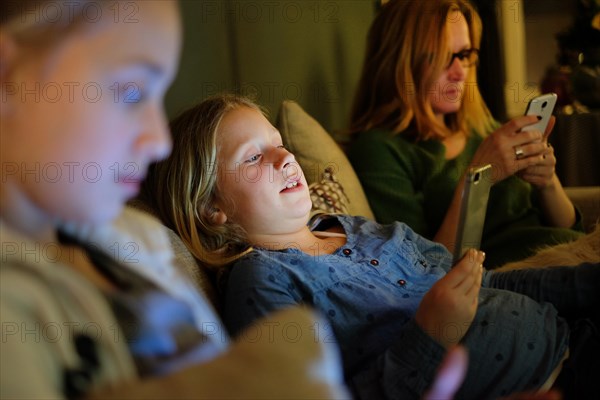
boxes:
[349,0,494,140]
[140,94,261,268]
[1,1,114,47]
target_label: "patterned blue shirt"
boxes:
[223,215,569,400]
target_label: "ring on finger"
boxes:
[514,147,525,160]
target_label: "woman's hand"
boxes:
[517,117,557,189]
[517,143,557,189]
[512,116,576,227]
[415,249,484,348]
[470,115,549,183]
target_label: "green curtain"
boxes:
[165,0,378,134]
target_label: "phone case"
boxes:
[521,93,557,134]
[452,164,493,264]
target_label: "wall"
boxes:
[523,0,576,86]
[499,0,577,117]
[165,0,377,134]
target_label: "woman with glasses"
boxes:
[347,0,582,268]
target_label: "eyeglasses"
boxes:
[447,48,479,69]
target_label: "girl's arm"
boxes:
[354,249,484,400]
[414,249,484,348]
[351,318,448,400]
[223,258,303,337]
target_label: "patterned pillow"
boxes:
[309,167,350,217]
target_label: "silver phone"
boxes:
[521,93,557,135]
[452,164,493,264]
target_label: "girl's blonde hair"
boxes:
[140,94,261,268]
[348,0,494,140]
[1,1,114,47]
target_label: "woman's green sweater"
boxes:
[347,129,583,268]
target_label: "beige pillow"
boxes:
[276,100,375,219]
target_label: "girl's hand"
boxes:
[415,249,484,348]
[470,115,549,183]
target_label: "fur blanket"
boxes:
[496,224,600,271]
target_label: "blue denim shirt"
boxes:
[223,215,569,400]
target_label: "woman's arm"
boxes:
[534,173,577,228]
[517,117,576,228]
[436,115,569,252]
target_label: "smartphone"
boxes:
[452,164,493,264]
[521,93,557,135]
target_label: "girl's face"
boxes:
[428,12,471,120]
[1,1,181,227]
[215,107,312,238]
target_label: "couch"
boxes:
[131,100,600,309]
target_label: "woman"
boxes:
[346,0,582,268]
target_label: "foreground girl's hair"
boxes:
[2,0,113,42]
[141,94,260,267]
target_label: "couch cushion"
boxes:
[276,100,374,219]
[564,186,600,233]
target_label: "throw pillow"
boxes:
[309,166,350,218]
